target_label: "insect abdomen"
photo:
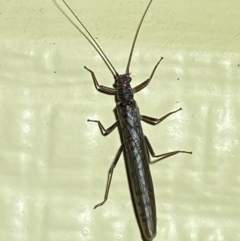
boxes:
[117,101,156,240]
[124,139,156,240]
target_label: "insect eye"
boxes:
[120,102,126,107]
[119,101,132,107]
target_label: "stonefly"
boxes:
[61,0,192,240]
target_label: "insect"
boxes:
[61,0,192,240]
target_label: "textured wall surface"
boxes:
[1,0,240,240]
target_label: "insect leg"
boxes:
[94,144,124,209]
[141,108,182,125]
[87,119,118,136]
[145,136,192,163]
[133,57,164,93]
[84,66,116,95]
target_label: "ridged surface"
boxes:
[0,0,240,241]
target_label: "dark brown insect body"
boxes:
[116,75,156,239]
[118,97,156,239]
[60,0,192,240]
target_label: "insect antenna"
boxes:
[61,0,119,77]
[126,0,153,75]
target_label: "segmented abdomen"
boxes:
[117,100,156,240]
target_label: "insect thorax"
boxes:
[114,74,134,101]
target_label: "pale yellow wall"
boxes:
[0,0,240,240]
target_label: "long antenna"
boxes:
[60,0,119,77]
[126,0,153,75]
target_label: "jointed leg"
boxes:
[94,144,123,209]
[141,108,182,125]
[133,57,164,93]
[84,66,116,95]
[145,136,192,164]
[87,119,118,136]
